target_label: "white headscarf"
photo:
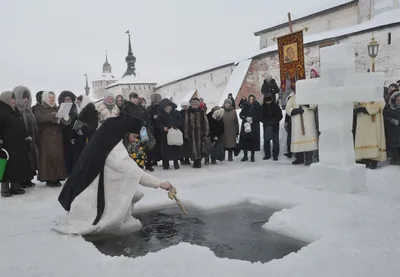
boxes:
[79,94,92,112]
[42,91,56,107]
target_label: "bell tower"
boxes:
[122,30,137,77]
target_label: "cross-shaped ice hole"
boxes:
[295,43,385,193]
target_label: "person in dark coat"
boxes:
[124,93,153,171]
[58,90,78,176]
[383,90,400,165]
[261,75,280,102]
[146,94,163,168]
[13,86,38,188]
[238,96,247,109]
[179,101,191,165]
[227,93,236,110]
[239,94,262,162]
[0,91,33,197]
[206,106,224,164]
[32,91,43,114]
[157,98,183,170]
[72,95,97,163]
[185,98,209,168]
[261,93,283,161]
[35,91,69,187]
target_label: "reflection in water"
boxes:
[92,204,306,263]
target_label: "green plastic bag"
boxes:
[0,149,9,182]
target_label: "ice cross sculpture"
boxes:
[296,43,384,193]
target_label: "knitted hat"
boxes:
[190,97,200,106]
[181,101,189,108]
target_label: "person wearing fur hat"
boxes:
[180,101,191,165]
[384,91,400,165]
[261,74,280,102]
[184,98,209,168]
[221,98,239,161]
[146,93,163,168]
[58,90,79,176]
[239,94,262,162]
[96,92,120,127]
[0,91,33,197]
[157,98,183,169]
[13,86,38,187]
[35,91,69,187]
[384,83,399,106]
[206,106,224,164]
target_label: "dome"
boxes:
[125,54,136,62]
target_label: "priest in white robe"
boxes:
[353,101,387,169]
[285,93,318,166]
[56,110,173,236]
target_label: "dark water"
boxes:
[92,204,306,263]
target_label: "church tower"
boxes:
[103,50,112,74]
[122,30,136,77]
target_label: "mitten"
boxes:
[246,117,253,123]
[390,118,399,126]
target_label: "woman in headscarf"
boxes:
[34,91,69,187]
[58,90,78,176]
[0,91,33,197]
[13,86,38,188]
[221,98,239,161]
[96,92,120,126]
[56,111,173,236]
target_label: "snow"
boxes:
[106,74,157,89]
[2,119,400,276]
[218,60,252,106]
[254,0,356,34]
[252,9,400,58]
[374,0,394,10]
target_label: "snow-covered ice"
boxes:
[1,133,400,276]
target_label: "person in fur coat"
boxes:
[0,91,33,197]
[13,86,38,187]
[184,98,209,168]
[96,92,120,127]
[35,91,69,187]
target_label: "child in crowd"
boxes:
[124,133,147,169]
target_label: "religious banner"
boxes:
[277,30,305,91]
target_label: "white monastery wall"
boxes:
[92,79,116,100]
[155,64,235,108]
[106,84,156,104]
[259,5,358,49]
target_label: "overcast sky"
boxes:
[0,0,338,96]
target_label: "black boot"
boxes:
[193,159,202,168]
[146,162,155,172]
[204,158,210,165]
[251,151,255,162]
[1,182,11,197]
[241,151,248,162]
[228,150,233,162]
[284,152,293,158]
[292,153,304,165]
[162,160,170,170]
[180,158,185,165]
[11,182,25,194]
[304,151,313,166]
[211,159,217,164]
[185,158,191,165]
[173,160,180,169]
[368,160,378,170]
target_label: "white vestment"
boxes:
[285,94,318,153]
[54,141,161,236]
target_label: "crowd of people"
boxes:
[1,69,400,198]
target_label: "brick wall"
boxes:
[239,25,400,103]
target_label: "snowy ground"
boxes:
[1,147,400,276]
